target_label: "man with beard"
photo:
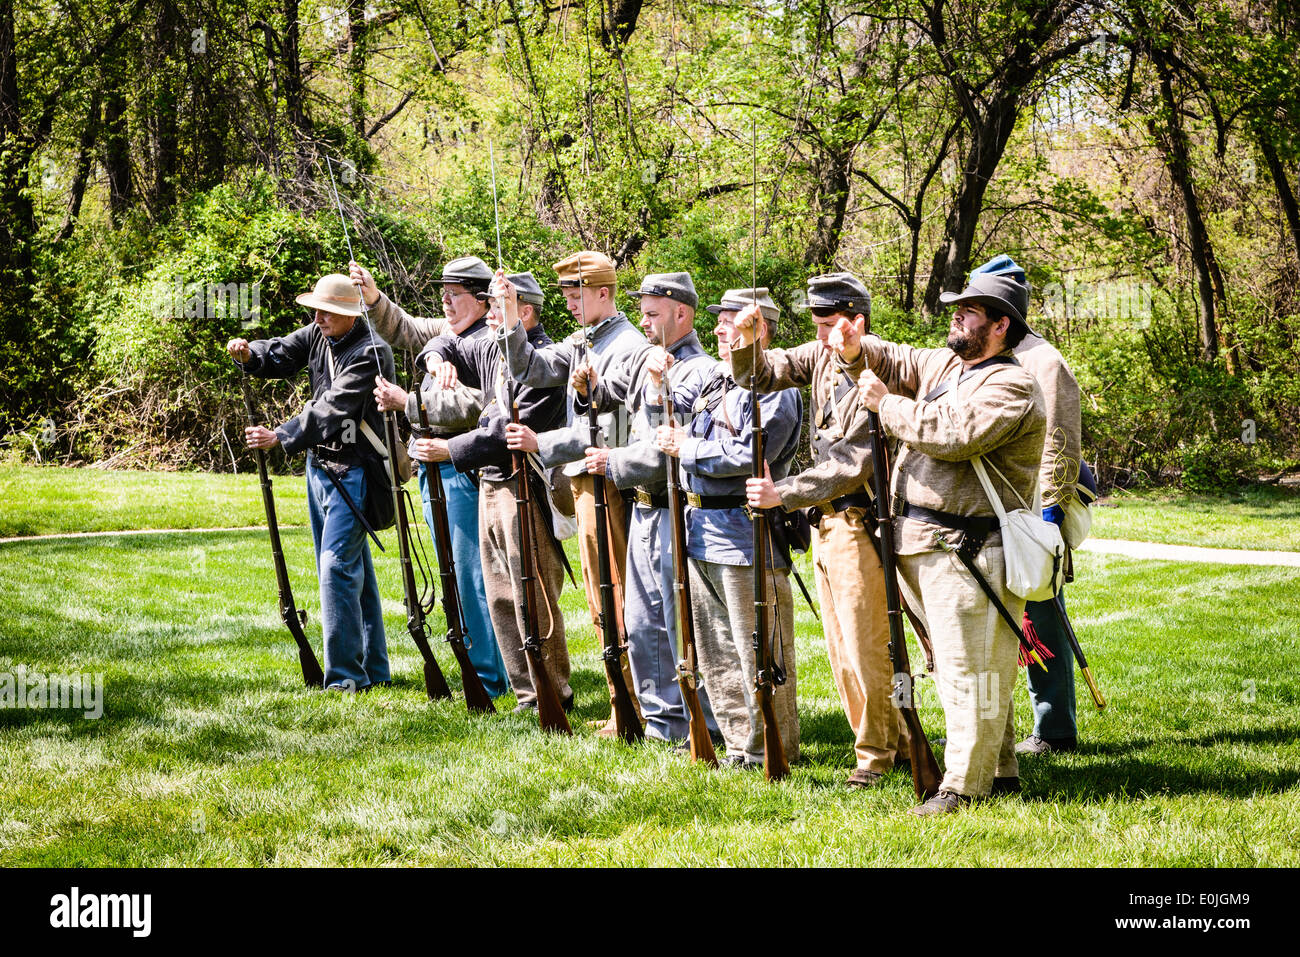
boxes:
[851,260,1047,815]
[358,257,509,698]
[572,272,719,744]
[738,273,908,786]
[497,251,649,736]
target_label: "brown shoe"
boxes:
[846,768,886,789]
[909,789,971,816]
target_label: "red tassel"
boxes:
[1018,610,1056,669]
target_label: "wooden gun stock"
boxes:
[240,376,324,688]
[662,380,718,767]
[385,411,452,701]
[868,410,942,801]
[750,388,788,782]
[512,402,572,735]
[416,397,496,714]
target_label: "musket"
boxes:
[577,267,643,743]
[1052,595,1106,710]
[748,125,789,782]
[867,408,943,800]
[512,396,573,734]
[415,394,496,712]
[384,408,453,702]
[661,375,719,767]
[239,374,325,688]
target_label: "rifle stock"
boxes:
[662,379,719,767]
[416,397,496,713]
[867,409,942,801]
[385,411,453,702]
[512,401,572,734]
[240,376,324,688]
[587,392,645,743]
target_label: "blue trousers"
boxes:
[623,504,719,742]
[306,459,389,690]
[1024,589,1077,739]
[419,462,509,698]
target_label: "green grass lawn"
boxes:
[1,469,1297,865]
[1092,485,1300,552]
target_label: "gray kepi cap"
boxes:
[432,255,494,289]
[938,255,1034,334]
[807,272,871,317]
[628,272,698,310]
[707,287,780,323]
[476,271,545,307]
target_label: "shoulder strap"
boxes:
[923,354,1018,403]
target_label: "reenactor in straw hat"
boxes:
[853,258,1047,814]
[497,250,650,735]
[737,272,908,787]
[416,271,575,713]
[574,271,720,743]
[655,287,802,768]
[361,256,510,698]
[227,273,394,693]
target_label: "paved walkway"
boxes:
[1077,538,1300,567]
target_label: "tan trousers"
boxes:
[479,477,572,707]
[571,474,642,722]
[689,557,799,764]
[812,507,908,773]
[897,542,1019,797]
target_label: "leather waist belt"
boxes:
[634,488,670,509]
[902,503,999,536]
[684,492,748,510]
[829,492,874,514]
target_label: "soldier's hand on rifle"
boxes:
[349,260,380,307]
[491,270,520,330]
[655,424,686,456]
[827,316,865,362]
[571,360,596,397]
[731,304,766,349]
[645,347,674,392]
[745,461,781,509]
[373,375,409,413]
[425,356,459,390]
[244,425,280,450]
[858,368,887,413]
[584,445,610,476]
[227,338,252,363]
[506,422,539,452]
[413,437,451,463]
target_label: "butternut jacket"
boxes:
[1013,332,1082,508]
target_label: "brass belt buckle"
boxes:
[635,489,653,507]
[685,491,703,508]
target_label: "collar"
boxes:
[666,329,703,358]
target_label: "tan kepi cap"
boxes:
[295,273,365,316]
[707,287,779,323]
[554,250,617,287]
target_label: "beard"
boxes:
[947,320,989,359]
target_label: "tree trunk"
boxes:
[348,0,367,138]
[0,0,34,292]
[151,1,180,217]
[1259,132,1300,269]
[804,147,853,268]
[102,60,133,226]
[1155,59,1219,361]
[58,89,102,241]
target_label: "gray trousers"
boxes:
[689,557,799,764]
[623,503,719,741]
[479,477,572,708]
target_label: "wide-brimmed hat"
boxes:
[707,287,779,323]
[295,273,364,316]
[628,272,698,309]
[939,255,1033,333]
